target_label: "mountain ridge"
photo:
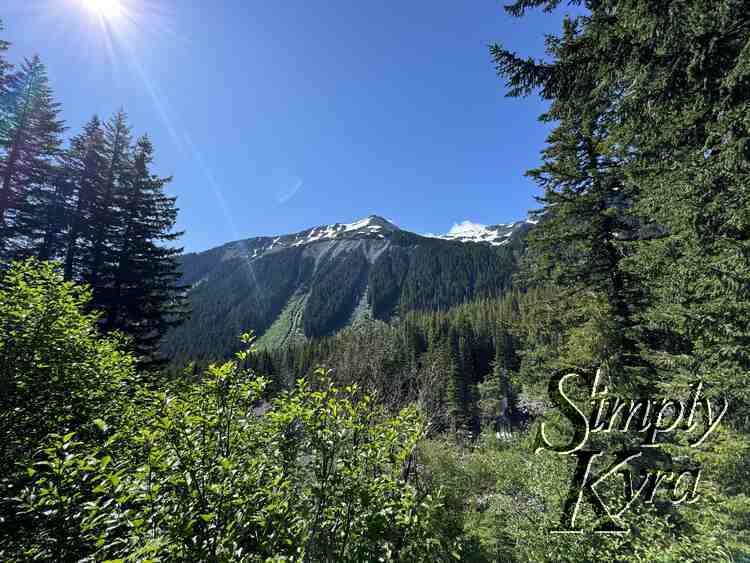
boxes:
[187,215,533,259]
[164,215,532,364]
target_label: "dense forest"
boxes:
[248,292,537,435]
[2,1,750,561]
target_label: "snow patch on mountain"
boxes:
[447,220,494,238]
[237,216,399,260]
[425,219,532,246]
[292,215,397,246]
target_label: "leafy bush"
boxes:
[0,259,136,453]
[0,260,457,561]
[16,363,455,561]
[0,259,137,555]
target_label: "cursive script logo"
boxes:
[535,370,728,533]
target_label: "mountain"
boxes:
[425,219,537,246]
[162,215,532,364]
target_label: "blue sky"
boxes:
[3,0,571,252]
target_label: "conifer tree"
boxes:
[14,171,67,260]
[491,3,648,387]
[0,56,65,257]
[105,135,186,359]
[0,20,12,107]
[477,348,507,431]
[608,0,750,418]
[492,0,750,416]
[83,110,131,311]
[59,116,107,279]
[445,332,472,432]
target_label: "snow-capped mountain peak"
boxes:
[292,215,399,246]
[232,215,401,260]
[341,215,399,233]
[425,219,533,246]
[219,215,532,263]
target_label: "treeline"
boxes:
[0,25,184,360]
[369,231,523,318]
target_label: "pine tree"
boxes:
[59,116,107,279]
[0,56,65,257]
[478,345,507,434]
[491,4,648,388]
[492,0,750,419]
[445,331,472,433]
[104,134,186,360]
[82,110,131,312]
[609,0,750,419]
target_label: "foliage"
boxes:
[8,342,457,561]
[0,263,458,561]
[419,430,750,562]
[0,258,137,554]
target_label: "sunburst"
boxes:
[81,0,124,20]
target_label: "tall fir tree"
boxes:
[608,0,750,421]
[59,116,107,279]
[0,19,12,112]
[445,331,472,432]
[105,134,187,360]
[491,2,651,390]
[490,0,750,431]
[83,109,132,312]
[0,56,65,257]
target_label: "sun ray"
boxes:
[71,0,238,241]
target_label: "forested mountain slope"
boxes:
[162,215,531,363]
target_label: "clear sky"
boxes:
[3,0,572,253]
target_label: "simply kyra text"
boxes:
[534,371,728,533]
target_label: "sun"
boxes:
[82,0,124,20]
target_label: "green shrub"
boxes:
[0,259,137,556]
[9,334,457,560]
